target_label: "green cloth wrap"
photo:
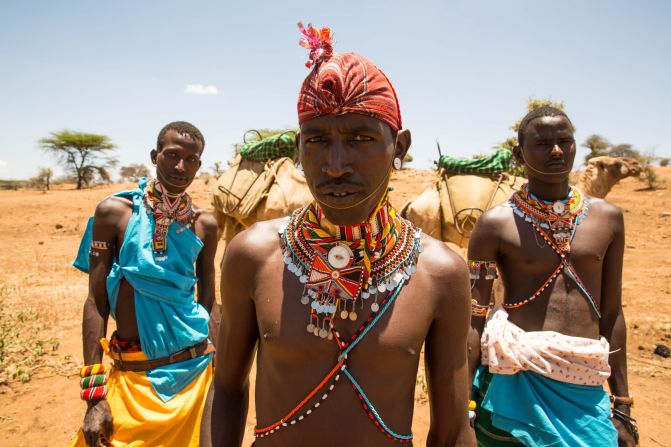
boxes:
[239,132,296,161]
[438,148,512,175]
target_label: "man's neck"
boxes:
[526,177,571,201]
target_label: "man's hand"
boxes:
[612,416,637,447]
[83,399,113,447]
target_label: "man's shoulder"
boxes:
[471,201,514,239]
[418,234,468,281]
[225,217,285,264]
[586,196,623,219]
[94,195,133,221]
[192,208,218,233]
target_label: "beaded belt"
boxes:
[253,279,413,442]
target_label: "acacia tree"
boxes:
[119,163,150,182]
[581,134,610,163]
[39,130,117,189]
[210,161,225,177]
[35,167,53,190]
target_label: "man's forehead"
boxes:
[527,116,574,137]
[162,130,203,153]
[300,113,389,134]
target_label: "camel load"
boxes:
[401,148,523,248]
[211,131,313,247]
[400,151,642,248]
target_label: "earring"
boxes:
[393,157,403,170]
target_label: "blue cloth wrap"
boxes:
[474,366,617,447]
[73,178,211,402]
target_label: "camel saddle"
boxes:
[212,154,296,221]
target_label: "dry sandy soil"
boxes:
[0,168,669,446]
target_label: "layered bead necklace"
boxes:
[506,183,600,316]
[143,178,194,257]
[280,190,422,340]
[511,183,588,253]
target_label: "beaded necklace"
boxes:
[511,184,587,253]
[262,191,421,442]
[280,190,422,338]
[142,178,194,257]
[507,184,600,317]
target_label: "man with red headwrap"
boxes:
[205,24,474,446]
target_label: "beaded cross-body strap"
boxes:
[254,279,412,442]
[503,222,601,318]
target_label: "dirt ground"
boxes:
[0,168,669,446]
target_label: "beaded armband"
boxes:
[80,364,108,401]
[90,241,110,257]
[468,260,498,280]
[471,299,489,318]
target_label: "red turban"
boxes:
[296,25,402,131]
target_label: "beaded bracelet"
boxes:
[80,373,107,389]
[81,385,108,401]
[471,299,489,318]
[80,363,106,378]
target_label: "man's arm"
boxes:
[598,205,636,446]
[424,241,476,447]
[466,212,501,376]
[209,229,261,447]
[195,210,219,314]
[81,198,126,447]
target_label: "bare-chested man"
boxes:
[207,24,474,446]
[468,106,637,446]
[69,121,219,447]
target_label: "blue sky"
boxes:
[1,0,669,179]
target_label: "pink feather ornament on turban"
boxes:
[297,22,402,132]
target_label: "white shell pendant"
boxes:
[552,201,566,214]
[327,244,353,269]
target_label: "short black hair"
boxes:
[156,121,205,151]
[518,106,573,146]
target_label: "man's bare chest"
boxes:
[253,269,433,370]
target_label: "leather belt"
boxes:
[110,339,215,372]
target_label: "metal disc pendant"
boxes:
[552,201,566,214]
[340,310,349,320]
[371,302,380,312]
[307,323,315,333]
[313,327,320,337]
[349,311,358,321]
[393,157,403,170]
[327,245,353,269]
[319,328,328,338]
[300,296,310,305]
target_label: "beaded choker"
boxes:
[511,184,587,253]
[143,178,194,257]
[280,191,422,339]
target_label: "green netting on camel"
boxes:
[239,132,297,161]
[438,148,512,175]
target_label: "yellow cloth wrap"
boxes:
[69,339,212,447]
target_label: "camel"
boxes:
[400,156,642,248]
[575,156,641,198]
[212,155,313,248]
